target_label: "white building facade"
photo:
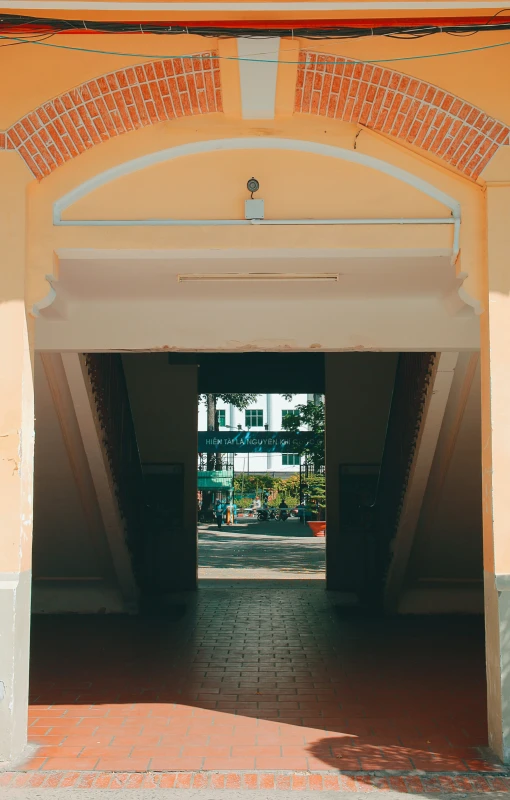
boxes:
[198,394,310,474]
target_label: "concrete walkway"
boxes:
[3,790,510,798]
[198,517,325,579]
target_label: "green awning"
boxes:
[197,470,233,490]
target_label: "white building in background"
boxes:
[198,394,310,474]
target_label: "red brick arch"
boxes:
[295,51,510,180]
[0,52,221,180]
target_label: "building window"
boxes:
[245,409,263,427]
[217,409,226,427]
[282,453,300,466]
[282,409,300,425]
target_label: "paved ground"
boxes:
[3,792,510,799]
[5,793,510,799]
[3,583,498,785]
[1,526,502,791]
[198,517,325,579]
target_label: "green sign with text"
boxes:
[198,431,320,453]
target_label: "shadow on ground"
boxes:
[198,519,325,572]
[25,587,496,778]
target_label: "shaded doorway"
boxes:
[171,352,327,585]
[26,348,489,782]
[32,350,483,608]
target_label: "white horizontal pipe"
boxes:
[251,218,456,226]
[56,217,456,228]
[452,217,461,260]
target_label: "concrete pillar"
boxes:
[480,152,510,763]
[122,357,198,591]
[0,154,33,762]
[266,394,273,471]
[325,353,397,592]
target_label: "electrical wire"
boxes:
[1,12,510,40]
[0,33,55,48]
[1,32,510,63]
[442,7,510,36]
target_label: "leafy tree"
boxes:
[303,474,326,516]
[233,473,301,504]
[281,398,325,469]
[199,393,258,510]
[201,394,258,439]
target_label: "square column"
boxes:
[325,353,397,591]
[0,154,34,763]
[481,152,510,763]
[122,357,198,591]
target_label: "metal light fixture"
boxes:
[178,273,339,282]
[245,177,264,221]
[247,177,260,198]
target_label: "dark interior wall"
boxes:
[406,357,483,582]
[33,354,108,579]
[325,352,399,591]
[122,355,198,591]
[121,351,397,594]
[168,353,325,394]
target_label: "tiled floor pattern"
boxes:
[1,771,509,791]
[15,585,501,785]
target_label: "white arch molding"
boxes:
[33,136,482,319]
[53,137,461,224]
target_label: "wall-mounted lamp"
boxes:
[245,177,264,221]
[247,177,260,198]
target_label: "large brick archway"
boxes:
[295,51,510,180]
[1,47,507,182]
[0,53,221,180]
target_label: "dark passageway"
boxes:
[23,351,490,788]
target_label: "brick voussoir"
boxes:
[295,50,509,180]
[3,52,222,180]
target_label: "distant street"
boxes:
[198,516,325,579]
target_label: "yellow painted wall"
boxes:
[0,31,509,128]
[64,148,451,221]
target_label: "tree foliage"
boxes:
[199,393,259,506]
[281,399,325,468]
[199,393,259,416]
[232,472,326,514]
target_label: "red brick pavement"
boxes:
[1,771,509,791]
[7,585,501,788]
